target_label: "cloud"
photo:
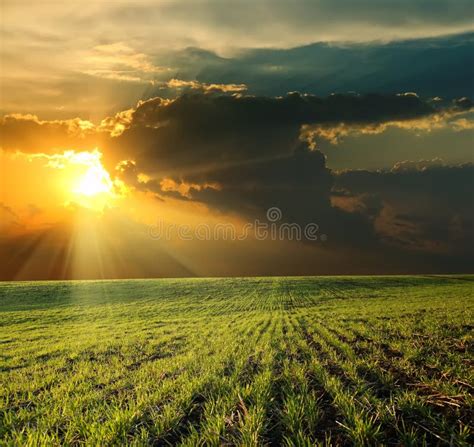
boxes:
[391,158,446,172]
[301,99,474,146]
[2,91,473,271]
[161,79,247,94]
[103,94,417,238]
[2,19,473,118]
[4,91,469,169]
[147,33,474,101]
[104,94,424,247]
[81,43,172,83]
[0,114,104,153]
[83,0,474,51]
[108,92,473,266]
[108,92,435,174]
[335,163,474,254]
[0,109,132,151]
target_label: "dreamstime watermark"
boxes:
[148,207,327,242]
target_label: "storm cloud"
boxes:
[105,92,472,267]
[112,92,436,173]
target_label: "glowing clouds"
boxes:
[68,151,113,195]
[64,150,124,210]
[22,149,125,211]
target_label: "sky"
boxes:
[0,0,473,279]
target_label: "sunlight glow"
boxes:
[73,164,113,197]
[66,150,116,210]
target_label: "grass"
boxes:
[0,275,473,446]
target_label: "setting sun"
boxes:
[73,162,113,197]
[58,149,117,210]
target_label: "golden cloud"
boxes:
[301,107,474,146]
[164,78,247,93]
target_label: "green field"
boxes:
[0,276,473,446]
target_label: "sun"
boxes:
[65,150,116,210]
[74,164,113,197]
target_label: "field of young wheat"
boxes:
[0,276,473,446]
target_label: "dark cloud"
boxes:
[112,92,434,211]
[112,92,435,174]
[110,92,473,270]
[335,163,474,254]
[148,33,474,101]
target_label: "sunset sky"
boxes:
[1,0,473,279]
